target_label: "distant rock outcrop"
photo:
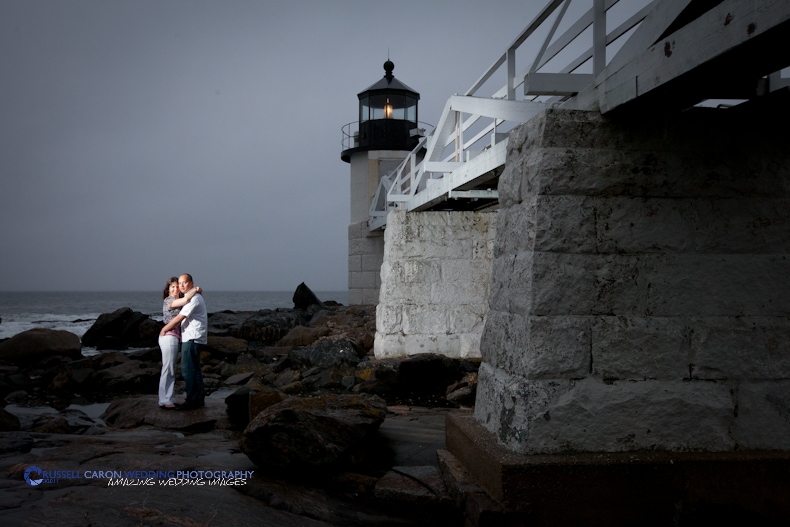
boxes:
[292,282,324,310]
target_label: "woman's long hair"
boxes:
[162,277,179,300]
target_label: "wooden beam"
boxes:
[525,73,593,95]
[598,0,790,113]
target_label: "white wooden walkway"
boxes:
[369,0,790,231]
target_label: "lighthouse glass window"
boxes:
[361,95,416,122]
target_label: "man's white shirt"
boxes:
[180,294,208,344]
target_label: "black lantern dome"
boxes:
[341,61,420,162]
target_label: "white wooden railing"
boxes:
[368,0,790,230]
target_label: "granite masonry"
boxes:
[375,210,496,359]
[474,106,790,454]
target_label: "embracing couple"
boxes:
[157,274,207,411]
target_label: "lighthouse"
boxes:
[342,60,421,305]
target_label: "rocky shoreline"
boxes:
[0,284,479,526]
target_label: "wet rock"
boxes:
[206,335,248,357]
[374,466,449,505]
[276,326,330,347]
[225,383,287,428]
[292,282,324,310]
[29,408,101,435]
[101,395,231,432]
[0,406,21,431]
[0,328,82,365]
[225,372,255,386]
[240,393,387,476]
[250,345,291,363]
[126,347,161,363]
[206,310,256,335]
[230,310,307,343]
[0,431,33,454]
[273,368,301,388]
[3,390,27,404]
[51,366,94,391]
[288,339,363,370]
[90,360,159,394]
[81,308,162,350]
[445,372,478,407]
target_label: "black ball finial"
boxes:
[384,60,394,81]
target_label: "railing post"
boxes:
[593,0,605,77]
[507,48,516,100]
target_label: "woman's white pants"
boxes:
[158,335,179,406]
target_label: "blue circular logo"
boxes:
[24,466,43,486]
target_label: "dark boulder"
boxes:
[29,409,101,435]
[288,339,362,370]
[0,328,82,366]
[229,310,307,343]
[276,326,330,347]
[205,335,248,358]
[225,384,285,428]
[101,395,231,432]
[0,407,21,431]
[292,282,324,310]
[90,360,160,394]
[82,307,162,350]
[239,393,387,476]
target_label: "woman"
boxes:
[158,277,201,409]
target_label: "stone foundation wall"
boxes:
[475,107,790,454]
[348,221,384,306]
[375,210,495,358]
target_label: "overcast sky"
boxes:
[0,0,552,292]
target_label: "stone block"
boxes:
[592,316,689,380]
[475,362,736,454]
[731,381,790,449]
[403,333,461,357]
[523,315,591,379]
[440,259,492,284]
[493,198,536,257]
[350,271,378,290]
[402,304,449,335]
[378,279,431,304]
[596,197,790,255]
[374,333,406,358]
[481,313,590,379]
[348,254,362,273]
[446,411,790,523]
[348,220,371,238]
[529,253,642,316]
[480,310,527,374]
[533,195,597,253]
[376,304,403,334]
[448,306,487,335]
[690,317,790,379]
[401,260,442,284]
[431,280,490,306]
[348,288,363,306]
[361,252,383,271]
[361,287,381,306]
[641,254,790,316]
[458,332,483,359]
[348,236,383,256]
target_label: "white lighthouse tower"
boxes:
[341,60,421,305]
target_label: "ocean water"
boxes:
[0,290,348,341]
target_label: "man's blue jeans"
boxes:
[181,340,205,405]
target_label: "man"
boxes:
[159,273,207,410]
